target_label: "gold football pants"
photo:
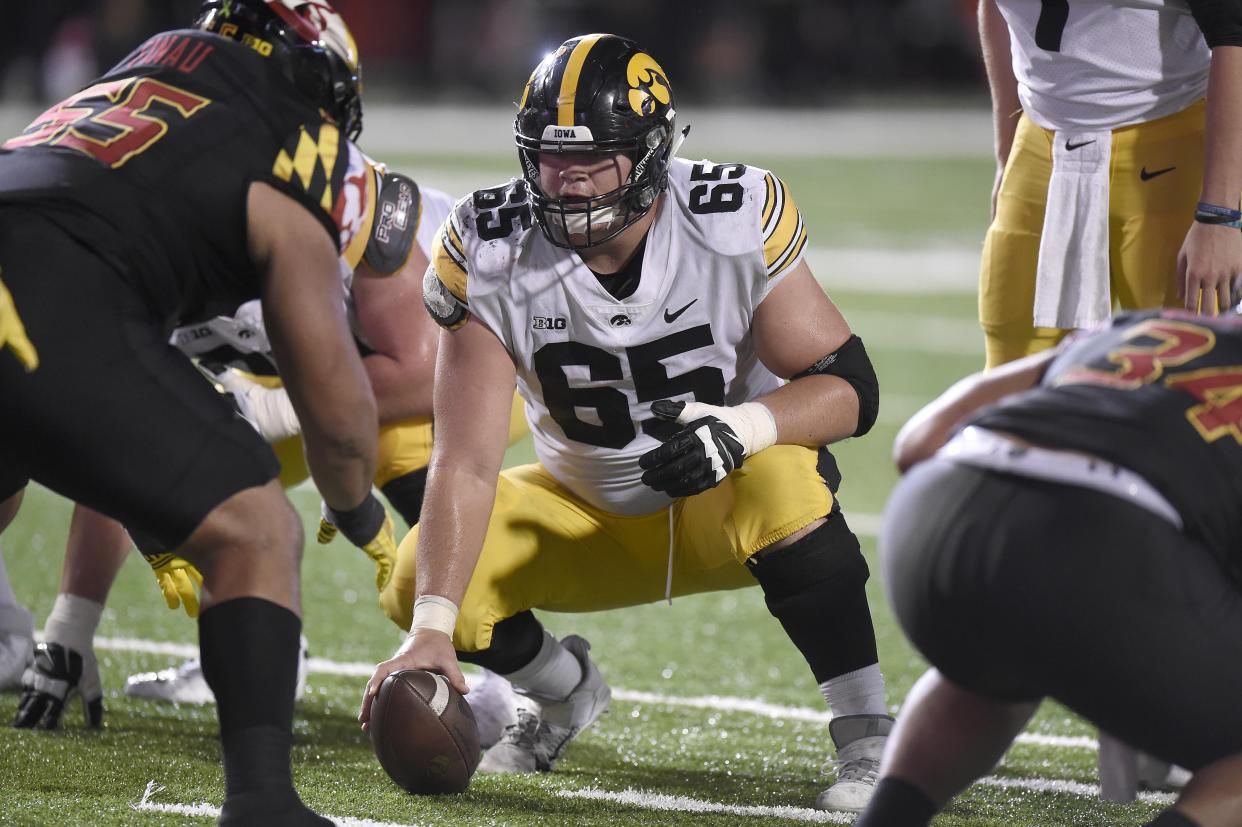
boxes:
[265,383,528,489]
[980,100,1205,368]
[380,444,836,652]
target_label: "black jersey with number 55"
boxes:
[0,29,355,330]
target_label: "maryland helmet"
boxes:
[515,34,679,248]
[195,0,363,139]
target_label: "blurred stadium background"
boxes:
[1,0,985,107]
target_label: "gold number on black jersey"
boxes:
[1054,318,1214,390]
[1165,367,1242,445]
[4,78,211,168]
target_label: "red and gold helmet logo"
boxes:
[626,53,670,117]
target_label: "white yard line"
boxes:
[557,787,853,823]
[96,635,1088,758]
[104,632,1157,824]
[978,774,1175,805]
[134,780,433,826]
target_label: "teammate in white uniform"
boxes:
[361,34,890,812]
[978,0,1242,367]
[15,150,454,719]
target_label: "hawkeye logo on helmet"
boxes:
[626,53,671,117]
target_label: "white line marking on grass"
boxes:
[134,780,433,826]
[95,637,1098,754]
[978,774,1175,805]
[558,787,854,823]
[613,688,834,723]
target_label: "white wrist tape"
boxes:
[677,400,777,457]
[410,594,458,638]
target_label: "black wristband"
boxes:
[326,492,384,546]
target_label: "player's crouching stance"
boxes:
[360,34,891,812]
[855,307,1242,827]
[0,1,375,823]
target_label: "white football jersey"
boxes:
[171,150,452,374]
[425,157,807,515]
[999,0,1209,130]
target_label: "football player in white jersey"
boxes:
[360,34,889,812]
[978,0,1242,368]
[12,155,464,722]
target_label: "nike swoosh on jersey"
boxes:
[663,299,697,323]
[1140,166,1176,181]
[1065,139,1096,151]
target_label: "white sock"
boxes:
[43,593,104,655]
[502,631,583,702]
[820,663,888,717]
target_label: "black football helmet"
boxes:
[194,0,363,140]
[515,34,679,249]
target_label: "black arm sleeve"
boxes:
[792,334,879,438]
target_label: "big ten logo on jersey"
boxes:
[532,315,567,330]
[473,181,532,241]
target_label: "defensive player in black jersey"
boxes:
[855,307,1242,827]
[0,2,386,824]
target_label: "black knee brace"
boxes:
[456,610,546,674]
[747,514,879,683]
[379,467,428,529]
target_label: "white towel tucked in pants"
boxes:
[1033,130,1113,329]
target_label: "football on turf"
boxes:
[369,669,481,794]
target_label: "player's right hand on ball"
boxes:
[142,551,203,618]
[359,631,464,730]
[13,641,102,730]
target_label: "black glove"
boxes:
[639,400,745,498]
[13,641,102,730]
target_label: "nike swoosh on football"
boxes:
[663,299,697,323]
[1065,139,1096,151]
[1140,165,1176,181]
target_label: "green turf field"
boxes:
[0,151,1175,826]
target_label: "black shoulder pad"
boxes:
[364,172,421,275]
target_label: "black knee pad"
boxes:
[379,467,428,529]
[747,513,869,600]
[747,515,878,682]
[456,610,545,674]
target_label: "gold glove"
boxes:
[142,552,203,618]
[319,494,397,591]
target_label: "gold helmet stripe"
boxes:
[557,34,605,127]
